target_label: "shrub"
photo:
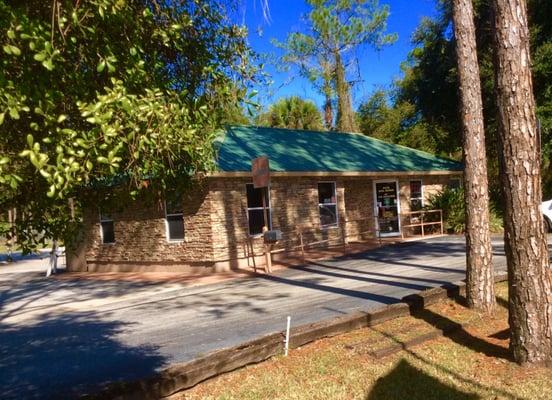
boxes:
[425,187,503,234]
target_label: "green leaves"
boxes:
[0,0,258,251]
[33,52,46,61]
[3,44,20,56]
[257,96,324,131]
[276,0,396,130]
[41,58,54,71]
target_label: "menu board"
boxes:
[375,182,399,233]
[376,182,398,208]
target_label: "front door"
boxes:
[374,180,401,237]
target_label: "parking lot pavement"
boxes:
[0,235,550,399]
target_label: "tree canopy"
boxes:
[256,96,324,131]
[0,0,259,251]
[357,0,552,199]
[274,0,396,131]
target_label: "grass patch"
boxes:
[172,283,552,400]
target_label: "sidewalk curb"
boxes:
[87,272,509,400]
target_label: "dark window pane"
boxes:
[410,180,422,199]
[167,215,184,240]
[246,184,268,208]
[248,209,271,235]
[448,179,461,189]
[319,204,337,226]
[318,182,336,204]
[101,221,115,243]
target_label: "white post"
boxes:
[46,240,58,277]
[284,315,291,356]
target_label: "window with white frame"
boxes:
[318,182,338,227]
[246,183,271,235]
[99,212,115,244]
[165,194,184,241]
[409,180,423,211]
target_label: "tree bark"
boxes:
[334,52,357,132]
[324,92,333,130]
[491,0,552,364]
[452,0,496,313]
[322,61,334,130]
[6,208,15,262]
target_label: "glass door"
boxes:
[374,181,400,236]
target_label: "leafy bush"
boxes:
[425,187,503,234]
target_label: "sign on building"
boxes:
[252,156,270,188]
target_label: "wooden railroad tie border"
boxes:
[368,321,467,360]
[86,272,508,400]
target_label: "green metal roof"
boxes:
[216,125,462,173]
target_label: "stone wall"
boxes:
[343,178,375,241]
[209,177,347,267]
[71,174,458,273]
[76,183,215,272]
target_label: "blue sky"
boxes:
[239,0,439,109]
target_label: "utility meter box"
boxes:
[263,229,282,244]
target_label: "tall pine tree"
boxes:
[452,0,496,312]
[492,0,552,364]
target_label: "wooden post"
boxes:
[299,228,305,263]
[247,237,257,273]
[261,188,269,233]
[340,223,347,253]
[264,244,272,274]
[421,212,425,237]
[374,215,382,246]
[6,208,14,262]
[261,188,272,274]
[440,210,444,235]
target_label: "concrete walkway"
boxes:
[0,235,548,399]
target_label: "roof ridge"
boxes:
[228,124,333,135]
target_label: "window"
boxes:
[165,195,184,241]
[448,178,461,190]
[318,182,338,227]
[246,183,271,236]
[99,213,115,244]
[409,180,423,211]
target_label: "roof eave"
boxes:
[207,170,463,178]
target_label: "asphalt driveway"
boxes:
[1,235,548,399]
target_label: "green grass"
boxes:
[173,283,552,400]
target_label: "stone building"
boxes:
[67,126,463,273]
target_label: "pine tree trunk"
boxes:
[324,94,333,130]
[452,0,496,313]
[491,0,552,364]
[322,63,334,130]
[334,52,357,132]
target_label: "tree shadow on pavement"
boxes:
[0,311,166,400]
[0,275,166,322]
[366,359,479,400]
